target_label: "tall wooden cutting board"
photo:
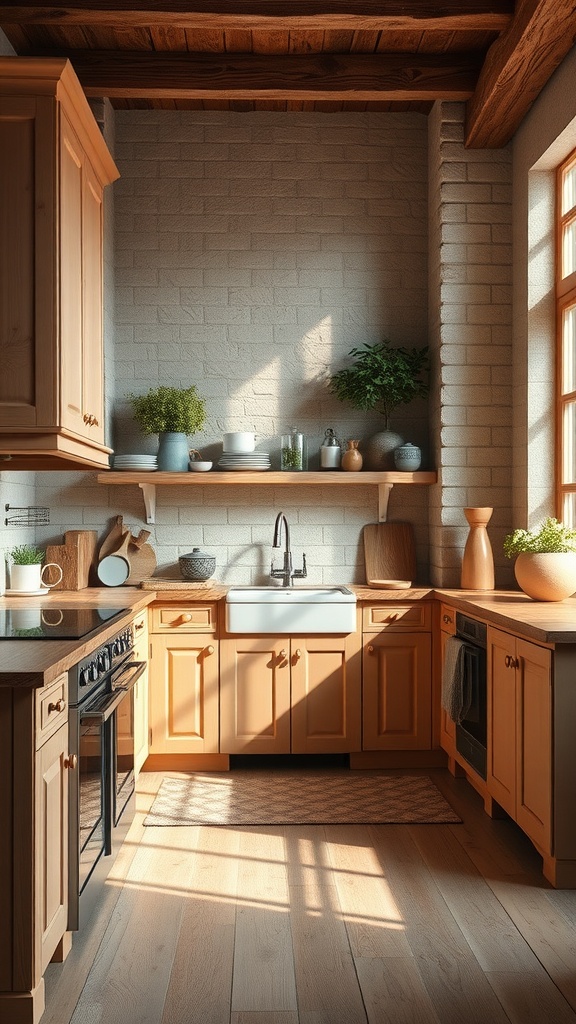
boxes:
[363,522,416,589]
[44,530,98,590]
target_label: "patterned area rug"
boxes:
[143,771,461,826]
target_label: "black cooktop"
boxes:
[0,606,129,641]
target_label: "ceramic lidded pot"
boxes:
[393,442,422,471]
[179,547,216,582]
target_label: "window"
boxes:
[556,151,576,525]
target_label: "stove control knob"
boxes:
[79,667,90,687]
[88,661,99,682]
[97,650,110,672]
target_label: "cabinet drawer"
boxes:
[150,604,217,634]
[362,602,431,632]
[36,673,68,749]
[440,604,457,635]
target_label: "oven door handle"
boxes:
[81,661,146,724]
[110,659,146,693]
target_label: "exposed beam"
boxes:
[49,50,480,101]
[466,0,576,148]
[0,1,514,33]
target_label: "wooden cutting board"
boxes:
[363,522,417,589]
[98,515,125,560]
[125,539,157,585]
[44,530,98,590]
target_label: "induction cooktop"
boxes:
[0,606,129,641]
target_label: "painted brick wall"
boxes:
[428,102,514,587]
[96,109,430,582]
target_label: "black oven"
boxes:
[68,624,145,930]
[454,613,487,780]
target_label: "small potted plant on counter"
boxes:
[503,517,576,601]
[328,338,429,469]
[8,544,46,593]
[127,384,207,472]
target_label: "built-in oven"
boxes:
[68,624,145,930]
[454,612,487,780]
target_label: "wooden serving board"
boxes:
[363,522,416,589]
[125,541,157,585]
[139,578,214,590]
[44,530,98,590]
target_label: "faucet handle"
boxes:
[292,553,307,579]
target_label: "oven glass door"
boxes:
[114,685,135,826]
[78,712,108,894]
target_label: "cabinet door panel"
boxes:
[36,725,68,974]
[439,626,456,756]
[149,635,218,754]
[60,113,84,435]
[81,161,104,443]
[220,638,290,754]
[516,639,551,850]
[291,635,361,754]
[363,633,431,750]
[487,628,516,817]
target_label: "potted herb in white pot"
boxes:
[328,339,430,469]
[503,517,576,601]
[127,385,207,472]
[8,544,63,593]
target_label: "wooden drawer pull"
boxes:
[279,649,287,661]
[443,614,453,624]
[179,613,193,623]
[387,613,399,621]
[367,645,375,654]
[205,645,215,655]
[294,648,302,660]
[48,699,66,713]
[135,620,145,632]
[64,754,77,770]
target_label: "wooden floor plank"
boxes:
[284,826,367,1023]
[355,956,441,1024]
[325,824,413,958]
[231,827,298,1013]
[231,1014,299,1023]
[368,824,510,1024]
[486,970,576,1023]
[408,823,542,972]
[161,824,240,1024]
[70,824,198,1024]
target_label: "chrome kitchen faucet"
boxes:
[270,512,307,587]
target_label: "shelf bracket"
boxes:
[139,483,156,525]
[378,483,393,522]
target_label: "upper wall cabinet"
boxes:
[0,58,119,471]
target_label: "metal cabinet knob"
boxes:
[48,699,65,713]
[64,754,78,771]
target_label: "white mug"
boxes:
[10,562,63,592]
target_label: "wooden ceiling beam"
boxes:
[0,2,514,33]
[49,50,480,101]
[466,0,576,148]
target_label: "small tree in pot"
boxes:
[328,339,429,468]
[127,385,207,472]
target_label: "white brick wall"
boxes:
[428,102,514,587]
[98,109,431,583]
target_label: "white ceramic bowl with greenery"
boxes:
[504,518,576,601]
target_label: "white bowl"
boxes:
[223,431,256,453]
[189,461,213,472]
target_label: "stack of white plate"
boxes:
[217,452,271,471]
[113,454,158,472]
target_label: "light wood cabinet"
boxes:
[132,611,149,776]
[487,626,552,854]
[220,633,361,755]
[362,603,432,751]
[439,603,457,758]
[0,57,119,470]
[149,633,219,755]
[0,672,71,1024]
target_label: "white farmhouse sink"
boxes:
[225,586,357,634]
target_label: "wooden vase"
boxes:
[341,440,363,472]
[460,506,494,590]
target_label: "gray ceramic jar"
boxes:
[393,442,422,471]
[179,547,216,581]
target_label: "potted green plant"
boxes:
[328,339,430,469]
[127,385,207,472]
[503,517,576,601]
[8,544,45,593]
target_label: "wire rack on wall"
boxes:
[4,505,50,527]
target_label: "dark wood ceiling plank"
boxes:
[52,49,480,100]
[0,2,515,33]
[466,0,576,147]
[150,26,188,51]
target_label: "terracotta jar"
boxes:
[461,506,494,590]
[341,439,363,472]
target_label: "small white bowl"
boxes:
[189,461,213,472]
[223,431,256,453]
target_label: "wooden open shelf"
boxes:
[97,470,437,524]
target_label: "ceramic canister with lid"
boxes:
[393,442,422,471]
[320,428,341,469]
[179,547,216,582]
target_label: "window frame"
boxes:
[555,150,576,524]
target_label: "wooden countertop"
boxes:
[0,588,154,687]
[433,589,576,644]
